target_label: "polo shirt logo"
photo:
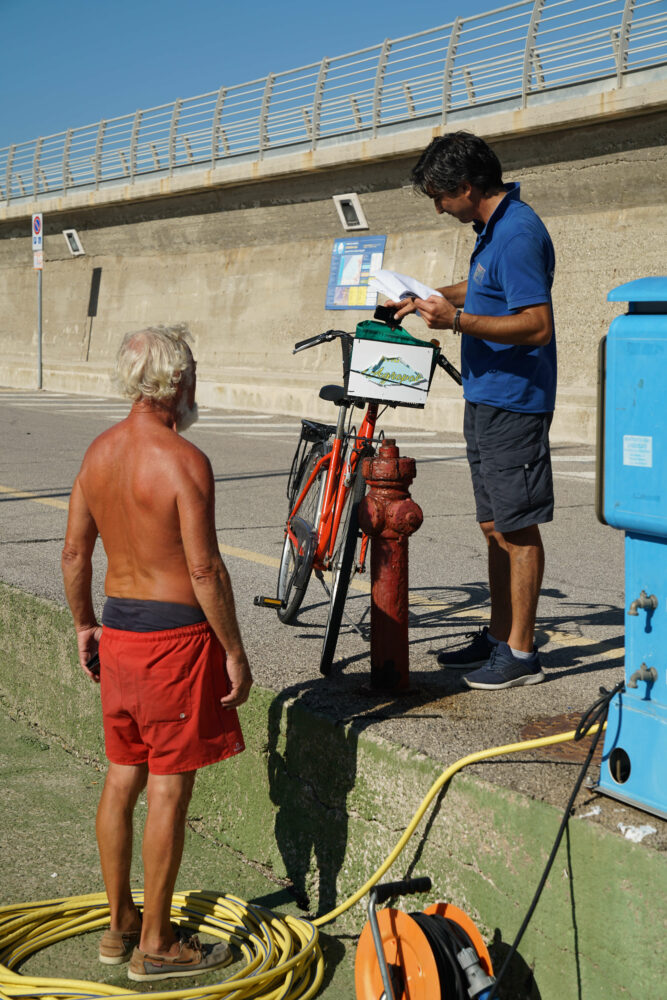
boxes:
[473,262,486,285]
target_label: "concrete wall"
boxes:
[1,82,666,442]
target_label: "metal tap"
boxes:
[627,663,658,688]
[628,590,658,616]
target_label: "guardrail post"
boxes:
[463,67,476,103]
[403,82,416,117]
[130,109,142,183]
[522,0,546,108]
[311,57,329,151]
[372,39,391,137]
[94,120,106,188]
[32,138,43,197]
[5,144,15,203]
[358,439,423,692]
[259,74,275,159]
[617,0,637,88]
[62,129,73,193]
[211,86,227,166]
[169,99,182,175]
[442,16,462,124]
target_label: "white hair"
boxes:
[114,324,194,402]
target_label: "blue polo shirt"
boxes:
[462,183,556,413]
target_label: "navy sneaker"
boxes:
[464,641,545,690]
[437,627,494,670]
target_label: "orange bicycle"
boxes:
[257,322,461,675]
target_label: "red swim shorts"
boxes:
[98,622,245,775]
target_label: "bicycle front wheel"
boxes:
[319,465,367,675]
[277,444,327,624]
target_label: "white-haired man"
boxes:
[62,325,252,981]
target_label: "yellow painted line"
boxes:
[409,593,484,617]
[219,543,279,570]
[541,628,599,647]
[218,542,372,593]
[0,487,368,590]
[0,487,618,651]
[0,484,69,511]
[540,627,623,656]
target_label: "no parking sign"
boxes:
[32,214,43,250]
[32,214,44,269]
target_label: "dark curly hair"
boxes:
[411,132,503,197]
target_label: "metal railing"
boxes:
[1,0,665,205]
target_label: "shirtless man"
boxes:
[61,324,252,982]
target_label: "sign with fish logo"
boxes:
[362,356,428,389]
[347,338,436,408]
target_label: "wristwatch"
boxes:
[453,309,463,335]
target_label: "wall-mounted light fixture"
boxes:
[63,229,85,256]
[332,192,368,231]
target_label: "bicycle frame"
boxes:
[262,326,462,665]
[287,399,378,573]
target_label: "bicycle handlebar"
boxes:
[437,351,463,386]
[293,329,462,386]
[293,330,351,354]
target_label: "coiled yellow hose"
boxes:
[0,724,601,1000]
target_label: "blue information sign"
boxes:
[325,235,386,310]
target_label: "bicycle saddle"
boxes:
[319,384,364,408]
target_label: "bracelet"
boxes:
[453,308,462,335]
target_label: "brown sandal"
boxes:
[128,934,231,981]
[99,927,142,965]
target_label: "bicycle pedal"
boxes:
[254,595,286,609]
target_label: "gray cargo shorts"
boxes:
[463,401,554,534]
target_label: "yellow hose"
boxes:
[0,724,602,1000]
[315,723,603,926]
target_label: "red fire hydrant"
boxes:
[358,439,423,692]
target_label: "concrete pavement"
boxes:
[0,388,658,830]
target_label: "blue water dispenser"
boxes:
[596,277,667,820]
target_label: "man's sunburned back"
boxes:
[77,410,206,606]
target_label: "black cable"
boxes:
[409,913,475,1000]
[485,681,625,1000]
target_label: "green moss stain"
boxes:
[1,581,665,999]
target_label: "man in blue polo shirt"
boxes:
[390,131,556,690]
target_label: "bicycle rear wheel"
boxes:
[277,444,327,624]
[319,464,368,675]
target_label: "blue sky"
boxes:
[1,0,494,148]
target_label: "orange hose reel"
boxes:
[355,900,493,1000]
